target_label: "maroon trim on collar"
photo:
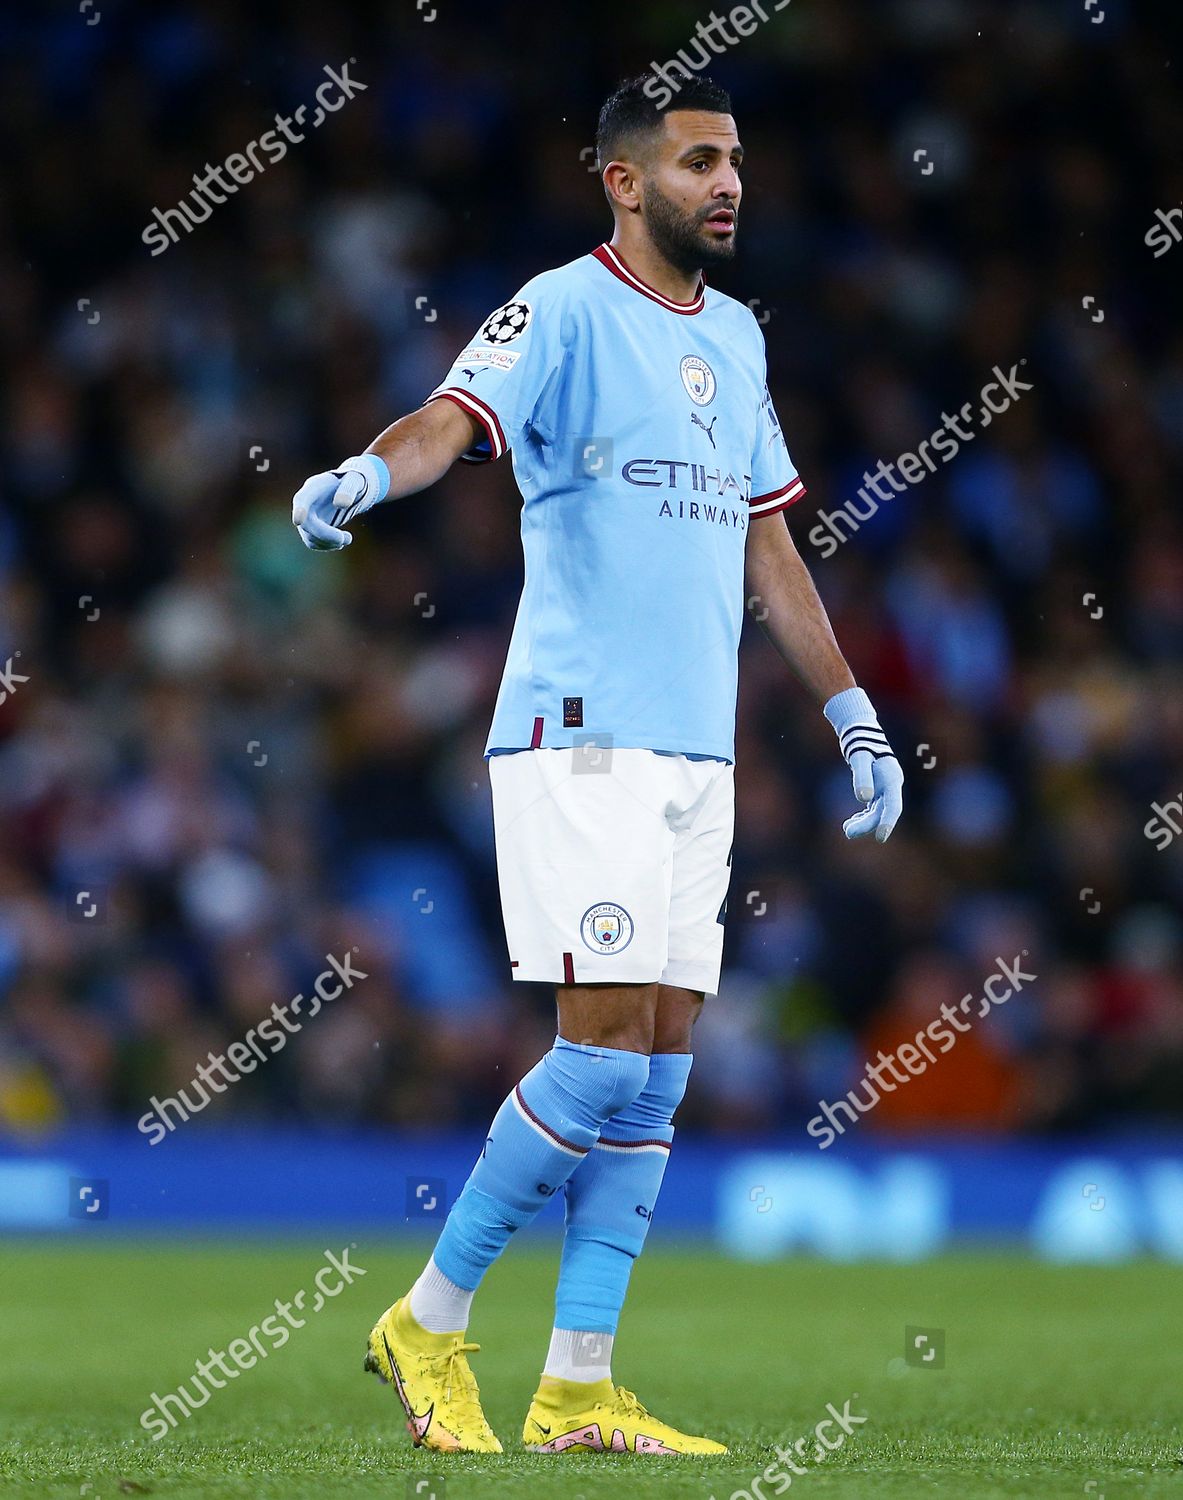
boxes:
[591,243,706,315]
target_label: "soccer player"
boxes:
[292,74,903,1456]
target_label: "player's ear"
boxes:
[602,160,641,213]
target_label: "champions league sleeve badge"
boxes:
[479,300,533,345]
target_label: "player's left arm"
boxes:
[745,512,904,842]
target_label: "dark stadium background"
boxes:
[2,0,1182,1257]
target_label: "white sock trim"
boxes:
[543,1326,614,1383]
[408,1256,474,1334]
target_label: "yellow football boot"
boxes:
[363,1296,502,1453]
[522,1374,726,1455]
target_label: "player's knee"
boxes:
[594,1046,652,1118]
[544,1039,651,1120]
[621,1051,693,1132]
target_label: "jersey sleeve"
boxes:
[423,281,566,463]
[749,334,806,516]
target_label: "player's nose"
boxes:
[713,173,741,206]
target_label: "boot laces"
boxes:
[612,1386,652,1421]
[429,1339,483,1410]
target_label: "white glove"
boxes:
[823,686,905,842]
[292,453,390,550]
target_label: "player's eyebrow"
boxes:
[680,142,744,162]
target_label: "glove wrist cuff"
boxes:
[823,686,877,735]
[824,685,895,765]
[336,453,391,508]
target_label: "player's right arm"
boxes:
[292,399,481,550]
[293,280,564,550]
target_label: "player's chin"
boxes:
[698,227,738,266]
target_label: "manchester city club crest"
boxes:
[580,901,635,955]
[680,353,717,406]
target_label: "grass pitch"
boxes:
[2,1240,1179,1499]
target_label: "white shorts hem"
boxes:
[507,960,721,994]
[509,963,666,987]
[659,961,722,997]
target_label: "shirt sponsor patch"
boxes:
[456,346,522,370]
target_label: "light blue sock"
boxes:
[432,1037,650,1292]
[553,1052,693,1339]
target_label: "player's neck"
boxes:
[606,233,702,306]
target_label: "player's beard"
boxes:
[642,180,738,276]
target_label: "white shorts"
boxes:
[488,747,735,996]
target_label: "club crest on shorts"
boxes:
[580,902,634,954]
[680,354,717,406]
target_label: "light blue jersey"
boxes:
[425,242,805,764]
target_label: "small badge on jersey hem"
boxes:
[680,354,717,406]
[563,696,584,727]
[580,902,634,955]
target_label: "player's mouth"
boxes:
[703,209,736,236]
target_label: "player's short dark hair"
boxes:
[595,73,733,173]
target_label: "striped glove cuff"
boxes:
[823,686,894,763]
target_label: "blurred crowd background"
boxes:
[1,0,1181,1143]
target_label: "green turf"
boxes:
[1,1240,1179,1499]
